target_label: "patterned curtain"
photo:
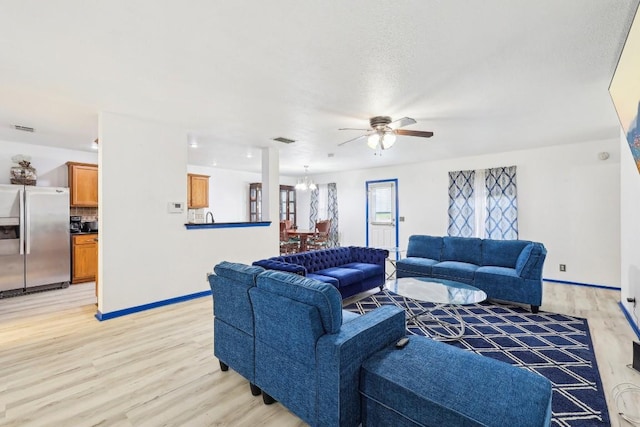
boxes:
[309,187,319,229]
[327,183,339,247]
[485,166,518,240]
[448,170,475,237]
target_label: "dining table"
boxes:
[286,229,317,252]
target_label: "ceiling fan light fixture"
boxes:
[367,133,380,149]
[381,131,396,149]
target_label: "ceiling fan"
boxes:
[338,116,434,150]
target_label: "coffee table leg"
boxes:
[404,300,466,341]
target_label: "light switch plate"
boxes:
[168,202,184,213]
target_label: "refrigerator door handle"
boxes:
[24,188,30,255]
[19,188,25,255]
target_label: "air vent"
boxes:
[14,125,35,132]
[272,137,297,144]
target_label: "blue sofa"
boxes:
[253,246,388,299]
[396,235,547,312]
[210,262,553,427]
[249,270,406,426]
[207,261,265,395]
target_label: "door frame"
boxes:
[365,178,399,253]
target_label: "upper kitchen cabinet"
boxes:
[187,173,209,208]
[67,162,98,207]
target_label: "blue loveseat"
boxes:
[253,246,388,299]
[396,235,547,312]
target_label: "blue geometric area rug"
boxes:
[345,290,610,427]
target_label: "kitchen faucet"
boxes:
[206,211,215,223]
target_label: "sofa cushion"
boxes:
[342,262,383,279]
[396,257,439,277]
[406,235,443,260]
[432,261,479,282]
[475,266,542,306]
[442,237,482,265]
[210,261,264,335]
[360,336,553,427]
[306,273,340,288]
[482,239,530,268]
[214,261,265,286]
[256,270,343,334]
[315,267,365,288]
[341,309,360,323]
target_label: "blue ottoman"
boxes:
[360,336,552,427]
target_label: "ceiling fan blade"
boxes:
[338,128,371,131]
[388,117,417,129]
[338,134,367,146]
[396,129,434,138]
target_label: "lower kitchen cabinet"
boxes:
[71,234,98,284]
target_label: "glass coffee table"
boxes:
[385,277,487,341]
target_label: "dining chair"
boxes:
[307,219,331,250]
[280,221,300,254]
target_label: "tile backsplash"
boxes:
[70,207,98,221]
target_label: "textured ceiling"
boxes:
[0,1,637,175]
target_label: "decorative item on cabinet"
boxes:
[10,154,37,185]
[67,162,98,207]
[71,233,98,284]
[187,174,209,208]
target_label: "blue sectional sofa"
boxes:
[396,235,547,312]
[253,246,388,299]
[210,262,553,427]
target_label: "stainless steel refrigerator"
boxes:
[0,184,70,297]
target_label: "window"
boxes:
[448,166,518,240]
[370,183,394,223]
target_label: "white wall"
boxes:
[620,131,640,331]
[307,139,621,287]
[98,113,279,314]
[0,139,98,186]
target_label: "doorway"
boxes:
[365,179,399,253]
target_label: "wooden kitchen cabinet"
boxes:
[71,234,98,284]
[188,173,209,208]
[67,162,98,207]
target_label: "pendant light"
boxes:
[295,165,317,191]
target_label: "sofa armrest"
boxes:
[348,246,389,266]
[252,259,306,276]
[315,305,406,426]
[515,243,547,279]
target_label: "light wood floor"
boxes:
[0,282,638,427]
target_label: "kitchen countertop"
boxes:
[184,221,271,230]
[71,231,99,235]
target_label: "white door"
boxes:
[366,180,398,250]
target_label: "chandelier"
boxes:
[295,165,317,191]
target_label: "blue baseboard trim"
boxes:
[618,302,640,340]
[95,290,212,321]
[543,278,621,291]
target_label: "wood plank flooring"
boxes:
[0,282,638,427]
